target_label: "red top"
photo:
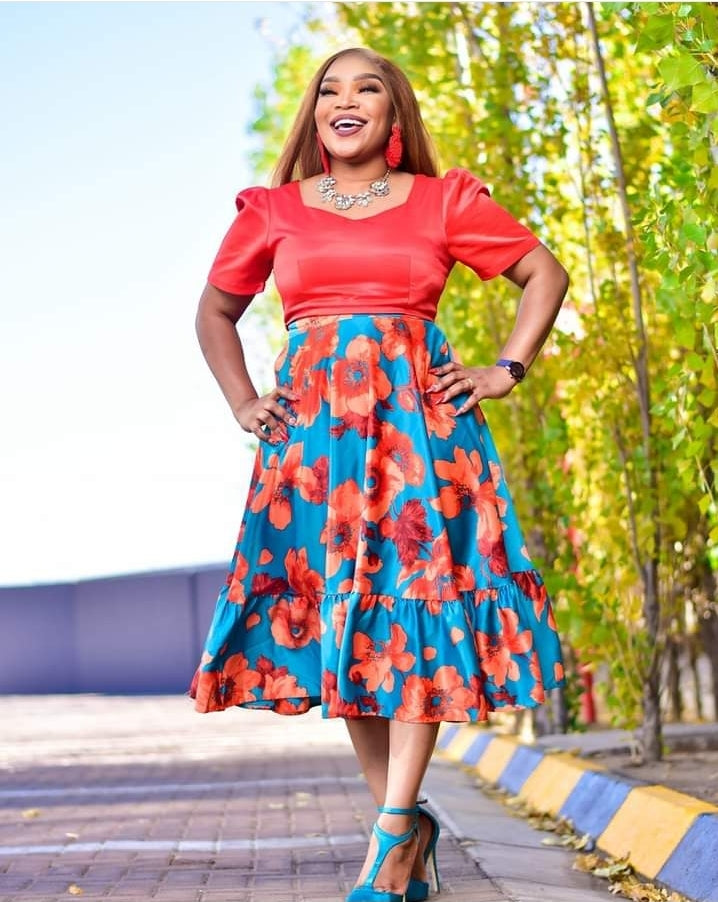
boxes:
[208,168,540,326]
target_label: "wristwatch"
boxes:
[496,358,526,382]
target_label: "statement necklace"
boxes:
[317,170,391,211]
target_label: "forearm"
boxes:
[195,307,259,419]
[500,256,569,371]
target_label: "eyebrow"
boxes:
[320,73,385,84]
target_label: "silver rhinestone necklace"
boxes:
[316,170,391,211]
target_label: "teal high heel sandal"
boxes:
[346,805,419,902]
[406,803,441,902]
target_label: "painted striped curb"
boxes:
[437,725,718,902]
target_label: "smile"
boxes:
[331,117,367,135]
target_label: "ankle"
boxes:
[376,812,417,841]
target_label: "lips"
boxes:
[330,116,367,136]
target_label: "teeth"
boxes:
[334,118,364,128]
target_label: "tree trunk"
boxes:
[698,608,718,720]
[586,2,662,760]
[666,636,682,723]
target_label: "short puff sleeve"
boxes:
[443,168,540,280]
[207,187,273,296]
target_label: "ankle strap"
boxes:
[378,805,419,816]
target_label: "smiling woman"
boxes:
[189,46,569,902]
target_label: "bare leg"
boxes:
[345,717,389,805]
[345,718,440,895]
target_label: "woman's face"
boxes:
[314,53,394,169]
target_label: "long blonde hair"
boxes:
[272,48,438,186]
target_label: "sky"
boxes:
[0,1,317,586]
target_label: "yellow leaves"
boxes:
[574,852,690,902]
[67,886,84,896]
[21,808,41,819]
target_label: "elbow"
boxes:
[558,264,570,298]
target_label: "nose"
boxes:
[334,87,359,108]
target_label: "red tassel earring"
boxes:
[316,131,331,174]
[384,123,403,169]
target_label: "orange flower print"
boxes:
[217,653,261,707]
[375,421,425,486]
[268,597,321,648]
[262,669,309,702]
[285,547,324,598]
[331,336,392,418]
[397,666,476,722]
[331,600,348,649]
[322,670,378,718]
[475,608,533,687]
[227,551,249,604]
[293,366,329,428]
[528,651,546,704]
[513,571,548,622]
[273,343,288,372]
[453,565,476,592]
[289,319,339,374]
[274,698,311,715]
[403,530,457,603]
[349,624,415,693]
[422,393,457,440]
[302,456,328,505]
[469,674,489,721]
[250,443,320,529]
[251,573,290,596]
[255,656,310,710]
[376,316,425,360]
[365,457,404,521]
[320,478,364,577]
[397,388,419,412]
[433,447,483,518]
[338,544,384,598]
[476,478,503,551]
[379,499,433,567]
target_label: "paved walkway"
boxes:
[0,696,608,901]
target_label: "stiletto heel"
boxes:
[406,802,441,902]
[347,805,419,902]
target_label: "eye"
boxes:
[359,84,380,93]
[318,87,336,96]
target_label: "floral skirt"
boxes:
[190,313,564,722]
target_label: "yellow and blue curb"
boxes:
[437,725,718,902]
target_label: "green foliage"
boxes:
[246,1,718,734]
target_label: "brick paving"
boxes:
[0,697,494,902]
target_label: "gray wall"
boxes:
[0,565,227,694]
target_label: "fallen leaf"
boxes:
[574,852,603,872]
[67,885,84,896]
[22,808,41,819]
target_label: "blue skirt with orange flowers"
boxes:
[190,313,564,722]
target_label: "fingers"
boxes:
[248,384,298,442]
[426,363,483,415]
[427,364,475,401]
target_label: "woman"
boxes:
[191,47,569,902]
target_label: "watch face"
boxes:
[508,361,525,381]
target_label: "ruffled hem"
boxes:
[190,569,565,723]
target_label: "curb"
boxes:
[437,724,718,902]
